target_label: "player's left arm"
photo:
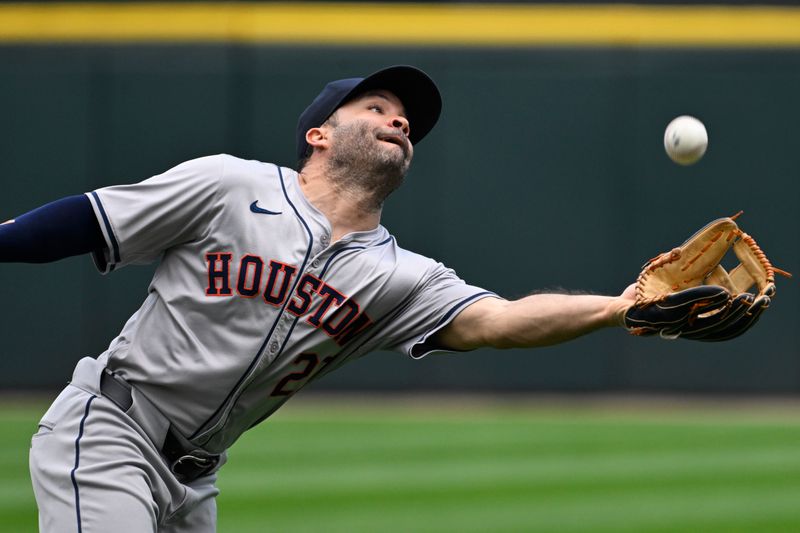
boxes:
[432,288,635,352]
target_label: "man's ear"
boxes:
[305,126,330,152]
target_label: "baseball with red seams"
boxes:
[664,115,708,165]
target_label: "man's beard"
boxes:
[325,120,412,211]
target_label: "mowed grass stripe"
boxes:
[227,417,800,458]
[218,488,800,533]
[226,427,800,464]
[223,423,800,480]
[219,487,800,533]
[220,446,800,493]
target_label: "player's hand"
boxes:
[609,283,637,327]
[620,283,637,302]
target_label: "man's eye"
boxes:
[368,105,383,113]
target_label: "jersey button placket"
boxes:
[275,312,292,333]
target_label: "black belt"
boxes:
[100,368,220,483]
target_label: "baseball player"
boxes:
[2,65,646,532]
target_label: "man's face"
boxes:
[331,89,414,163]
[322,90,414,204]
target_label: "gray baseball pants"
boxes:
[29,358,220,532]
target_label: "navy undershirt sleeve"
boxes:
[0,195,106,263]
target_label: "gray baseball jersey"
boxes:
[85,154,494,454]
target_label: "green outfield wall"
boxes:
[0,4,798,393]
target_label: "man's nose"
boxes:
[391,116,410,136]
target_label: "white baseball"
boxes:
[664,115,708,165]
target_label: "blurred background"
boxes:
[0,0,797,395]
[1,2,799,532]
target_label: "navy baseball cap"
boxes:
[296,65,442,161]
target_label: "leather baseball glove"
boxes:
[624,212,791,341]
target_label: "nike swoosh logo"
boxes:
[250,201,282,215]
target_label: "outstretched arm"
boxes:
[433,287,636,351]
[0,195,105,263]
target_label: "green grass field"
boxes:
[2,395,800,532]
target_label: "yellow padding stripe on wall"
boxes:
[1,3,800,47]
